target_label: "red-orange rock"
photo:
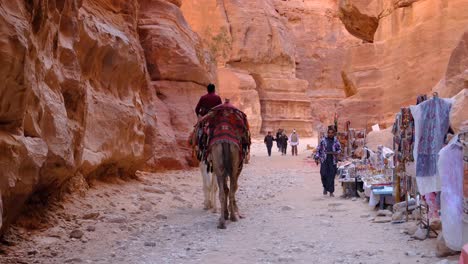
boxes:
[217,68,262,134]
[182,0,319,135]
[339,0,468,130]
[338,0,379,42]
[450,89,468,134]
[138,0,216,86]
[137,0,217,170]
[0,0,217,234]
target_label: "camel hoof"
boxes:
[239,214,245,219]
[230,215,238,222]
[217,223,226,229]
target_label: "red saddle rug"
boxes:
[189,102,251,165]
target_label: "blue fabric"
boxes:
[414,98,452,177]
[372,186,393,195]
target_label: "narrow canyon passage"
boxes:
[1,140,450,264]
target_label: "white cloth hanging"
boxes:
[439,136,464,251]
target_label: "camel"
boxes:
[199,161,217,213]
[210,141,243,229]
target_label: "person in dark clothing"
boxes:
[264,131,275,156]
[276,129,283,152]
[195,83,222,117]
[281,132,288,155]
[314,127,341,197]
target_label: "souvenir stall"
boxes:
[360,146,395,209]
[337,146,394,203]
[390,93,454,238]
[325,123,367,198]
[319,126,366,161]
[337,159,364,197]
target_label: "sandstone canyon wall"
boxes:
[182,0,363,135]
[338,0,468,129]
[183,0,312,135]
[0,0,215,234]
[272,0,360,131]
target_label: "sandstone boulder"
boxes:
[338,0,379,42]
[365,127,393,151]
[138,0,216,86]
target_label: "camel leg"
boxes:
[229,177,238,222]
[211,173,218,213]
[200,163,211,210]
[224,181,229,220]
[211,144,227,229]
[232,170,244,219]
[217,177,226,229]
[230,148,241,222]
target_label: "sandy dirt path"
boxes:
[0,139,458,264]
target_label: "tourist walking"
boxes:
[276,129,283,152]
[314,126,341,197]
[264,131,275,157]
[281,132,288,155]
[289,129,299,156]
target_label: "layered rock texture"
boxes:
[182,0,364,134]
[273,0,359,131]
[183,0,320,135]
[0,0,214,234]
[338,0,468,129]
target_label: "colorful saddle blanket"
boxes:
[189,103,251,165]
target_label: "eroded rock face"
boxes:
[450,89,468,133]
[439,31,468,98]
[339,0,468,129]
[273,0,359,132]
[0,0,150,233]
[217,68,262,134]
[338,0,379,42]
[137,0,216,169]
[0,0,216,234]
[138,0,216,86]
[184,0,348,135]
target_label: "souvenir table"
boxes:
[361,168,394,208]
[337,160,365,198]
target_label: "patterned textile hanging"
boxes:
[410,97,453,195]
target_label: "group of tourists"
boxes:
[263,126,340,197]
[263,129,300,156]
[195,83,340,199]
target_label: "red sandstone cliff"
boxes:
[0,0,215,234]
[338,0,468,129]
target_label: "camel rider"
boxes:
[195,83,222,119]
